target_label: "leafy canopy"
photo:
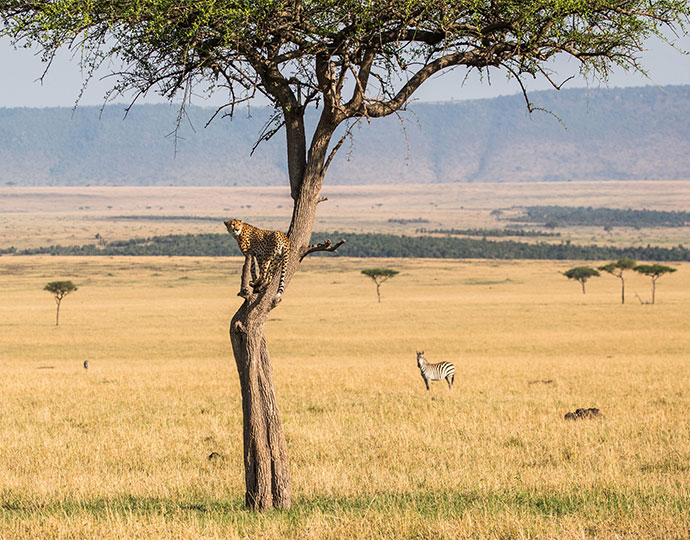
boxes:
[3,0,689,117]
[362,268,399,280]
[44,280,78,300]
[563,266,600,281]
[634,263,677,279]
[599,257,637,276]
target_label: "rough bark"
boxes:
[229,109,337,510]
[230,302,290,510]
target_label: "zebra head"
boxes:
[416,350,425,367]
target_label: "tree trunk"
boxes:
[581,280,586,294]
[376,283,381,303]
[55,300,61,326]
[228,190,319,510]
[230,302,291,510]
[651,278,656,304]
[620,277,625,304]
[227,109,337,510]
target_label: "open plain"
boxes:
[1,252,689,539]
[2,180,690,250]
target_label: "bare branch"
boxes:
[250,110,286,157]
[299,239,346,261]
[536,65,576,91]
[321,116,364,176]
[502,63,567,127]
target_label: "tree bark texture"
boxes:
[230,303,291,510]
[228,112,335,510]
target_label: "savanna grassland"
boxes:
[3,180,690,250]
[1,254,689,539]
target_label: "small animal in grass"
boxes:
[416,350,455,392]
[83,360,89,370]
[564,407,602,421]
[224,219,290,299]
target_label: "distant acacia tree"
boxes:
[634,264,677,304]
[563,266,600,294]
[44,281,77,326]
[599,258,636,304]
[362,268,399,303]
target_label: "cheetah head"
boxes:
[224,219,243,237]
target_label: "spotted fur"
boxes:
[224,219,290,298]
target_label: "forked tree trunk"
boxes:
[230,303,291,510]
[228,113,334,510]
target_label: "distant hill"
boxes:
[1,85,690,186]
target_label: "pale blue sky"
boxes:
[2,34,690,108]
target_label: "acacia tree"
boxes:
[563,266,599,294]
[3,0,688,511]
[362,268,399,302]
[634,263,677,304]
[44,280,77,326]
[599,257,637,304]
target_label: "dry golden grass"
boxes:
[1,255,689,539]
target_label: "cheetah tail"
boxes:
[276,252,288,298]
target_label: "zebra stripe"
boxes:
[416,351,455,391]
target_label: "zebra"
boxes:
[416,350,455,392]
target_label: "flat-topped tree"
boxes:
[4,0,688,511]
[634,263,677,304]
[563,266,600,295]
[44,281,77,326]
[599,258,637,304]
[362,268,399,302]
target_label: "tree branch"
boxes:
[362,45,511,118]
[299,239,346,261]
[321,116,364,176]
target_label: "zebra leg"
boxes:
[447,374,454,391]
[424,377,430,392]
